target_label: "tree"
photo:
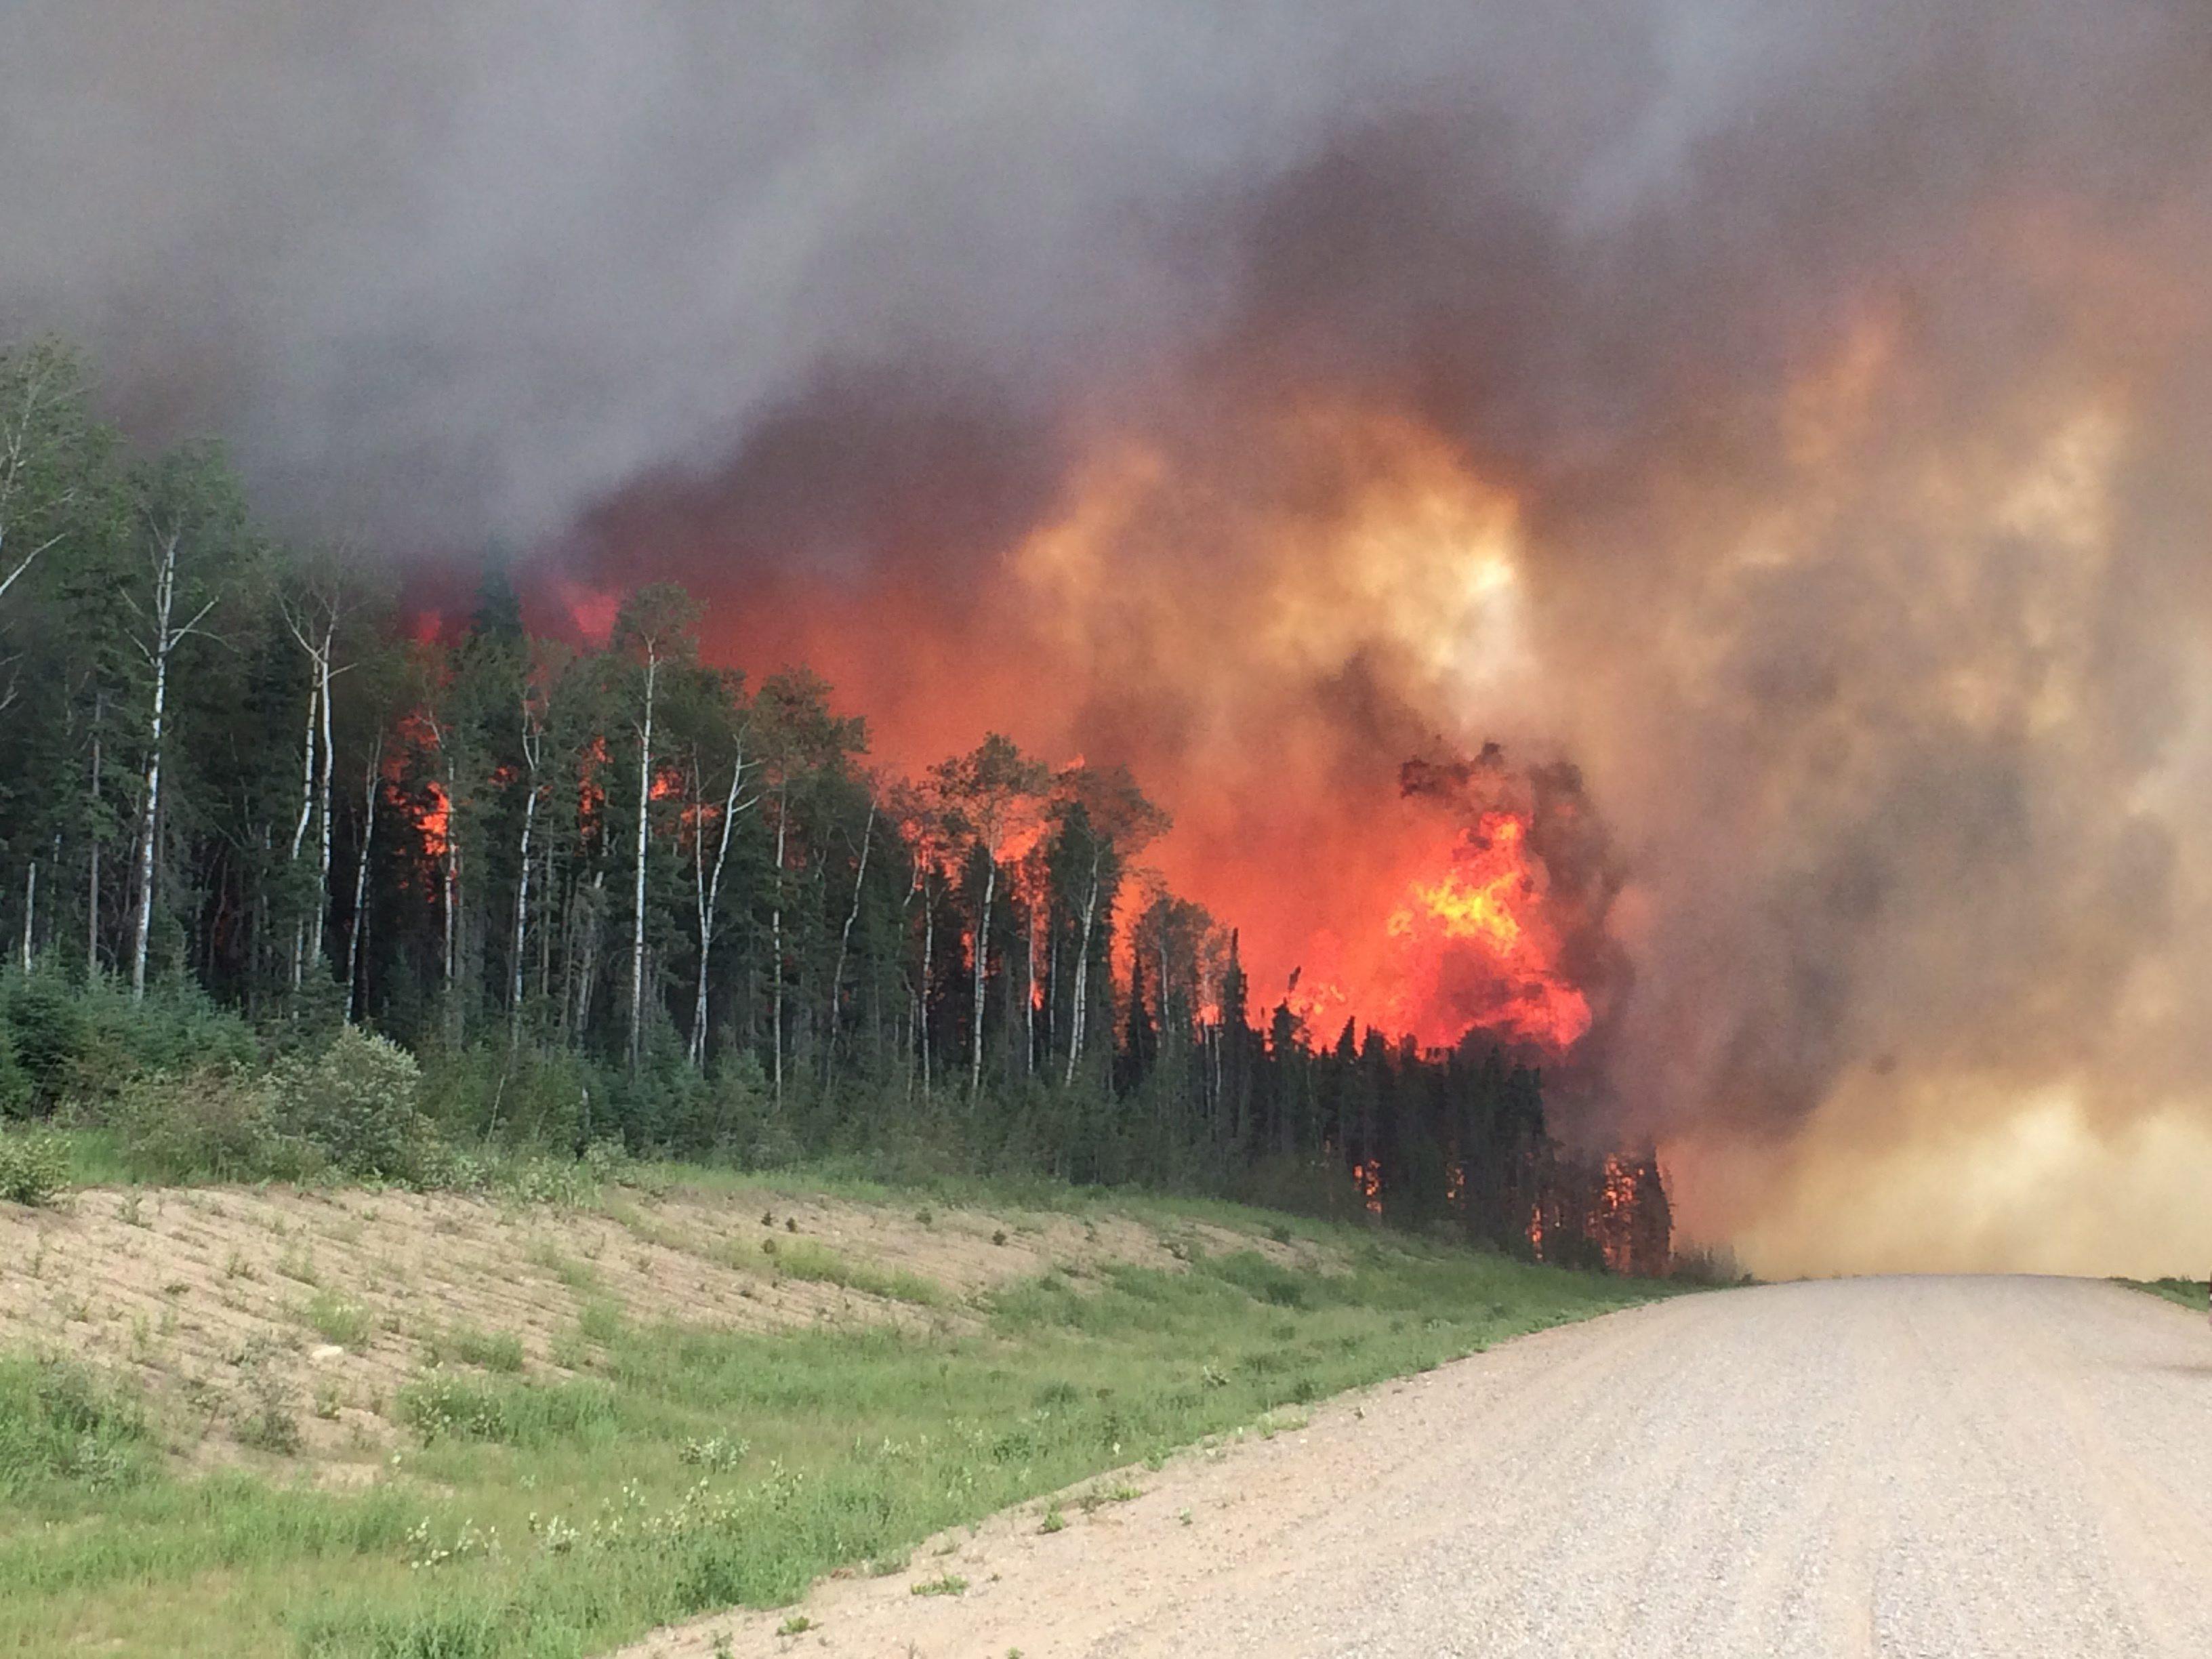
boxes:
[930,735,1050,1098]
[123,451,252,999]
[608,584,700,1070]
[1048,762,1167,1086]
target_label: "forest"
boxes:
[0,337,1669,1274]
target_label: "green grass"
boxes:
[2117,1276,2209,1313]
[301,1290,373,1351]
[423,1323,529,1373]
[764,1237,949,1307]
[0,1197,1676,1659]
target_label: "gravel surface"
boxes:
[622,1276,2212,1658]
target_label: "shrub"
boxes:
[110,1067,316,1183]
[0,1130,70,1206]
[279,1027,426,1180]
[1,972,87,1107]
[0,1355,152,1494]
[0,1022,33,1120]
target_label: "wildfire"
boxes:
[1379,810,1592,1054]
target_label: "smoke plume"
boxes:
[6,1,2210,1273]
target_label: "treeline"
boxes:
[0,337,1668,1271]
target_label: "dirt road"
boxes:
[624,1276,2212,1658]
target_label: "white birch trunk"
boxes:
[345,733,380,1020]
[1063,855,1100,1087]
[312,628,333,969]
[628,651,657,1069]
[968,857,996,1096]
[510,771,538,1044]
[823,800,874,1083]
[20,858,35,973]
[129,531,187,1001]
[287,672,317,988]
[771,794,787,1106]
[689,737,752,1069]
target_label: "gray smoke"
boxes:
[5,1,2210,1267]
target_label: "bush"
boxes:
[0,1355,152,1494]
[110,1067,317,1184]
[0,1022,33,1120]
[1,973,87,1108]
[0,1130,70,1206]
[277,1027,427,1180]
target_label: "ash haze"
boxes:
[5,1,2211,1276]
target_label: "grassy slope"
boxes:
[2118,1276,2210,1313]
[1,1170,1675,1659]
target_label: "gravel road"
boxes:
[623,1276,2212,1658]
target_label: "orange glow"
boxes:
[1350,1160,1384,1215]
[417,782,451,859]
[1378,811,1592,1052]
[560,399,1599,1057]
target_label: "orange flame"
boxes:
[1379,810,1591,1052]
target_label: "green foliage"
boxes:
[302,1292,373,1351]
[0,972,258,1115]
[0,1357,152,1496]
[424,1325,526,1374]
[108,1067,315,1185]
[0,1130,70,1206]
[767,1240,947,1307]
[276,1028,426,1181]
[396,1374,618,1448]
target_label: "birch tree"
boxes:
[1051,762,1167,1086]
[122,453,247,1000]
[609,584,699,1071]
[678,676,759,1069]
[930,735,1050,1098]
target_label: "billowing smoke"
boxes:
[5,1,2210,1273]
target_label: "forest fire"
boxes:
[1380,811,1592,1053]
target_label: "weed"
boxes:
[0,1130,70,1206]
[777,1614,814,1635]
[678,1433,750,1471]
[910,1573,967,1597]
[396,1372,617,1448]
[0,1355,152,1494]
[426,1323,527,1373]
[303,1290,373,1351]
[1038,1502,1065,1534]
[771,1239,947,1306]
[232,1345,302,1456]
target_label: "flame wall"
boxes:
[8,1,2212,1274]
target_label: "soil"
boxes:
[0,1180,1324,1473]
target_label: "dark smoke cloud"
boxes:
[6,1,2210,1267]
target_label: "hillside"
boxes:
[0,1167,1665,1658]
